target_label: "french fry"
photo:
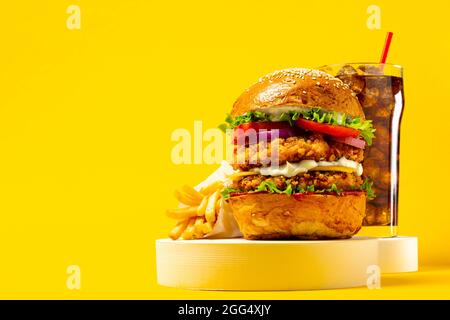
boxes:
[181,185,204,202]
[199,181,223,196]
[195,218,213,237]
[215,197,221,213]
[197,196,208,216]
[201,221,213,234]
[166,206,198,220]
[205,190,219,223]
[174,189,200,206]
[169,219,189,240]
[193,216,206,238]
[180,218,196,240]
[168,182,224,240]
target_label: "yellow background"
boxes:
[0,0,449,299]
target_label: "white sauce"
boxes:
[251,157,363,177]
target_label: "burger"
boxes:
[220,68,376,240]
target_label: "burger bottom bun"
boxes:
[227,193,366,240]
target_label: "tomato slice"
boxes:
[295,118,359,138]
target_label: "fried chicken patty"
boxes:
[233,171,364,192]
[232,133,364,171]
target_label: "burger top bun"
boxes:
[231,68,365,120]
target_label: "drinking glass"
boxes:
[319,63,404,237]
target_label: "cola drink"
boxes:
[321,63,404,237]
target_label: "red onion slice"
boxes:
[331,136,366,149]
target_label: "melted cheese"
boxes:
[250,157,363,177]
[310,166,354,173]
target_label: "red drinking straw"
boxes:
[380,32,394,63]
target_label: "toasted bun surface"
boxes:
[231,68,365,119]
[227,193,366,240]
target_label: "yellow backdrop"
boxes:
[0,0,449,299]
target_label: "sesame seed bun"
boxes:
[227,192,366,240]
[231,68,365,120]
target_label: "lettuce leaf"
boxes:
[220,187,240,199]
[218,111,270,132]
[220,108,376,145]
[223,178,375,200]
[361,178,376,200]
[256,180,293,195]
[326,183,343,195]
[347,118,376,146]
